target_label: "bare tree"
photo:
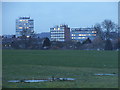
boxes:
[114,24,120,37]
[102,19,115,39]
[42,37,51,49]
[94,23,104,40]
[102,20,115,50]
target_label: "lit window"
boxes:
[79,34,82,36]
[72,34,76,36]
[88,34,91,36]
[54,28,56,30]
[27,36,30,38]
[19,20,23,21]
[78,37,82,39]
[27,27,29,29]
[92,31,97,33]
[58,28,60,30]
[19,27,23,29]
[82,37,86,39]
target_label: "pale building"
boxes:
[16,16,34,37]
[50,24,71,42]
[71,28,97,42]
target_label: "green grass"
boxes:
[2,50,118,88]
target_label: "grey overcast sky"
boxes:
[2,2,118,35]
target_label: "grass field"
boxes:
[2,50,118,88]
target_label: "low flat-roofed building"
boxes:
[71,28,97,42]
[50,24,71,42]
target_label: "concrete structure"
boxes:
[16,16,34,37]
[71,28,97,42]
[50,24,70,42]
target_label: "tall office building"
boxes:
[71,28,97,42]
[16,16,34,37]
[50,24,71,42]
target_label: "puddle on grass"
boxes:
[8,80,48,83]
[8,73,117,83]
[8,78,75,83]
[94,73,117,76]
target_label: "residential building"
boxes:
[16,16,34,37]
[71,28,97,42]
[50,24,70,42]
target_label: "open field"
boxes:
[2,50,118,88]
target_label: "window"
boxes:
[58,28,60,30]
[79,34,82,36]
[19,27,23,29]
[92,31,97,33]
[72,34,75,36]
[93,34,96,36]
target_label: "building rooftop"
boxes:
[19,16,30,19]
[71,28,95,31]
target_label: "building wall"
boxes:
[71,28,97,42]
[16,16,34,37]
[50,25,70,42]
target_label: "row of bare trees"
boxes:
[93,19,119,50]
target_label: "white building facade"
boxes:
[50,25,71,42]
[16,16,34,37]
[71,28,97,42]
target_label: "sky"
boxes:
[2,2,118,35]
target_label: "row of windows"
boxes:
[51,32,64,34]
[72,37,88,39]
[16,25,33,27]
[50,30,64,32]
[72,31,97,33]
[16,29,34,31]
[19,20,33,22]
[71,34,96,36]
[57,28,64,30]
[71,28,94,31]
[51,34,64,37]
[51,37,64,38]
[51,33,64,35]
[16,23,33,26]
[51,38,65,41]
[17,27,34,29]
